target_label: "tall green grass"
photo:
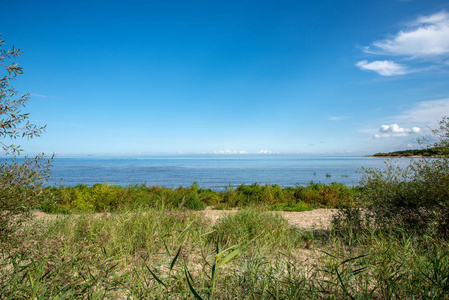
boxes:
[2,208,448,299]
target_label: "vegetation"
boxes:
[1,115,447,298]
[0,35,52,247]
[372,148,439,157]
[336,116,449,236]
[1,34,448,297]
[1,208,448,299]
[40,181,356,214]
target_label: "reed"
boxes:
[2,207,448,299]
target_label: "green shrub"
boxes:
[291,182,355,208]
[44,181,356,213]
[269,201,314,212]
[335,116,449,236]
[358,157,449,235]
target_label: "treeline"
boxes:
[372,148,439,157]
[41,182,356,213]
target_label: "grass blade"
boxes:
[174,221,193,243]
[215,245,238,263]
[145,264,167,289]
[185,269,204,300]
[211,261,217,295]
[170,246,181,271]
[162,238,171,257]
[216,236,258,268]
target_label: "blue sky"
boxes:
[2,0,449,156]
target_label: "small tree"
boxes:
[0,34,52,247]
[431,116,449,156]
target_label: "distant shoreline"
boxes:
[371,148,439,158]
[370,155,435,158]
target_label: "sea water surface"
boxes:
[48,155,408,188]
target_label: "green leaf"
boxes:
[185,269,204,300]
[170,246,181,271]
[216,235,258,268]
[145,264,167,289]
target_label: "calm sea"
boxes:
[47,155,409,188]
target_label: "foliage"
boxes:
[0,35,52,246]
[208,208,305,250]
[432,116,449,156]
[217,182,355,210]
[373,147,439,157]
[2,208,449,298]
[334,116,449,237]
[43,181,356,213]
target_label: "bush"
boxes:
[334,116,449,236]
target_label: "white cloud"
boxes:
[357,11,449,76]
[362,98,449,139]
[258,149,279,154]
[356,60,408,76]
[367,11,449,58]
[214,149,234,154]
[415,11,449,25]
[374,124,421,138]
[209,149,248,155]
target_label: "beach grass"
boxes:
[2,207,449,299]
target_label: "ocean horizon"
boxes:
[43,154,412,188]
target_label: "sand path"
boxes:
[33,208,338,230]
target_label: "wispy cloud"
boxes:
[357,11,449,76]
[356,60,408,76]
[367,11,449,58]
[396,98,449,124]
[31,93,49,98]
[328,116,346,121]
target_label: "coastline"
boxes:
[370,155,436,158]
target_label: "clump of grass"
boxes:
[37,209,208,260]
[0,246,122,299]
[208,208,308,251]
[317,227,449,299]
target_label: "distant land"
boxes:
[372,148,439,157]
